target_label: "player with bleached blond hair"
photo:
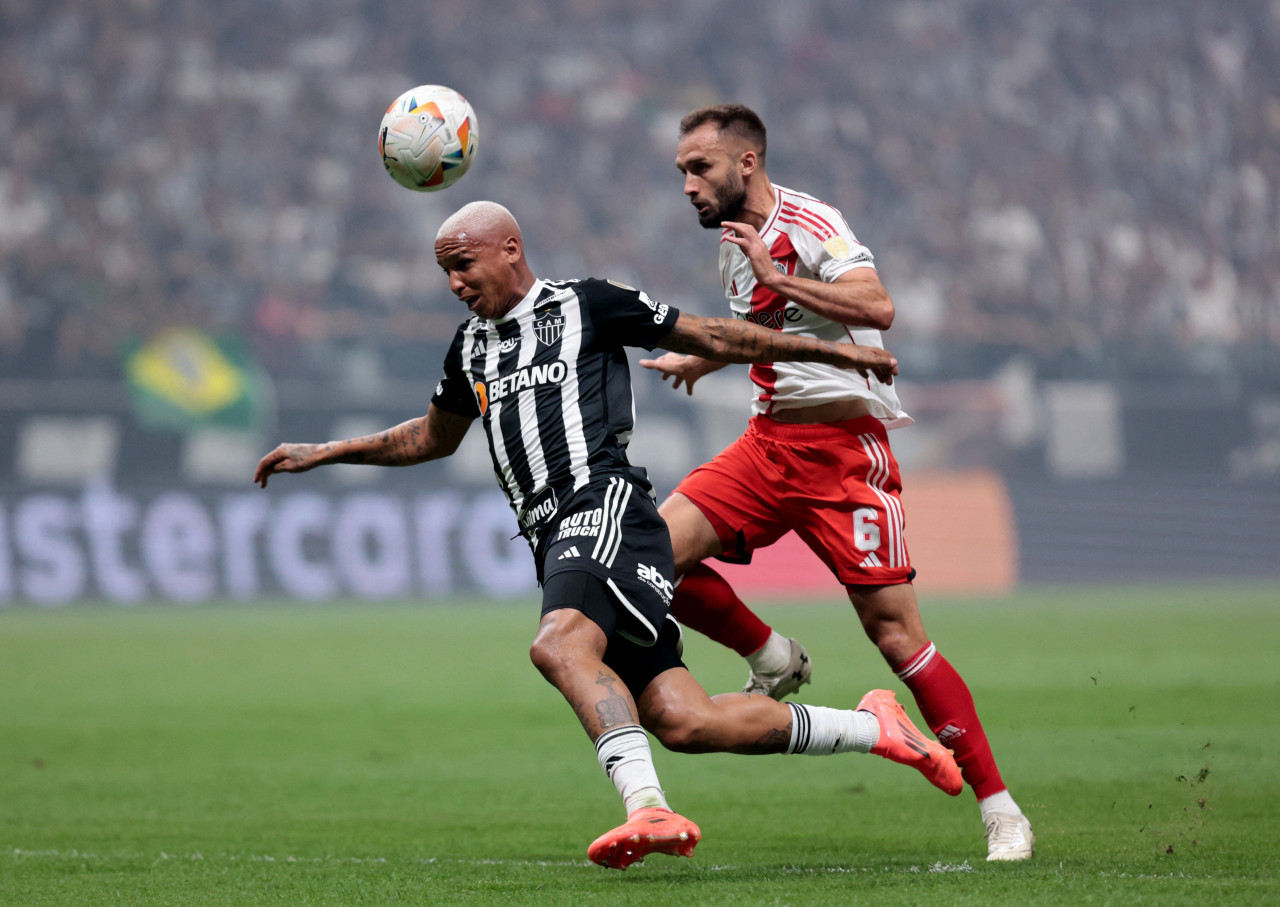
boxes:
[255,200,961,870]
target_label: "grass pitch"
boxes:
[2,584,1278,905]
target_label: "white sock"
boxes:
[595,725,669,815]
[745,631,791,674]
[979,789,1021,820]
[786,703,880,755]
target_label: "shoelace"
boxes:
[743,677,772,694]
[985,815,1026,846]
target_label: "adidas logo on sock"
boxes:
[937,723,966,745]
[558,546,580,560]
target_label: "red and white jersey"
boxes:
[718,184,911,429]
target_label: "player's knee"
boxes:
[528,635,573,684]
[850,586,927,665]
[865,622,922,666]
[528,639,554,680]
[652,723,708,754]
[529,605,604,683]
[875,638,911,667]
[648,709,717,754]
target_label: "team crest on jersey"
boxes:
[534,313,564,347]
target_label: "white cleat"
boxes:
[985,811,1035,861]
[742,637,812,700]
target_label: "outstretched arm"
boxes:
[253,404,474,488]
[658,312,898,385]
[637,352,727,396]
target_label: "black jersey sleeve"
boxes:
[430,325,482,418]
[580,278,681,351]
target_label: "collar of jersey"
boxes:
[759,184,784,236]
[721,185,785,242]
[487,278,546,325]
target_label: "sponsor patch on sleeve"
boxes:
[823,236,851,259]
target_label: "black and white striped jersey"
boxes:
[431,277,680,544]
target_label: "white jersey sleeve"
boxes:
[717,185,912,428]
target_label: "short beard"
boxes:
[697,171,748,229]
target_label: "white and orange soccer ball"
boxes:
[378,84,479,192]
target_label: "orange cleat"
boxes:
[857,689,964,796]
[587,807,701,870]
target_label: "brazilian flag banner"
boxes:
[123,327,271,433]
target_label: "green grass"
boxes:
[2,584,1278,905]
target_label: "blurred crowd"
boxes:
[2,0,1277,382]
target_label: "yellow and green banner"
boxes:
[123,327,270,432]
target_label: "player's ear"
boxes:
[502,235,522,261]
[739,148,759,178]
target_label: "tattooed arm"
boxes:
[253,404,474,488]
[658,312,898,385]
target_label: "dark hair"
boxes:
[679,103,767,160]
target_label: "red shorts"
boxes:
[672,415,913,587]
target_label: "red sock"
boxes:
[895,642,1006,800]
[668,563,772,657]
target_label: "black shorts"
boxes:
[541,570,686,700]
[537,475,676,647]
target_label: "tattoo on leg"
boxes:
[567,694,593,732]
[593,670,634,730]
[740,723,792,755]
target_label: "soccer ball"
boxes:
[378,84,479,192]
